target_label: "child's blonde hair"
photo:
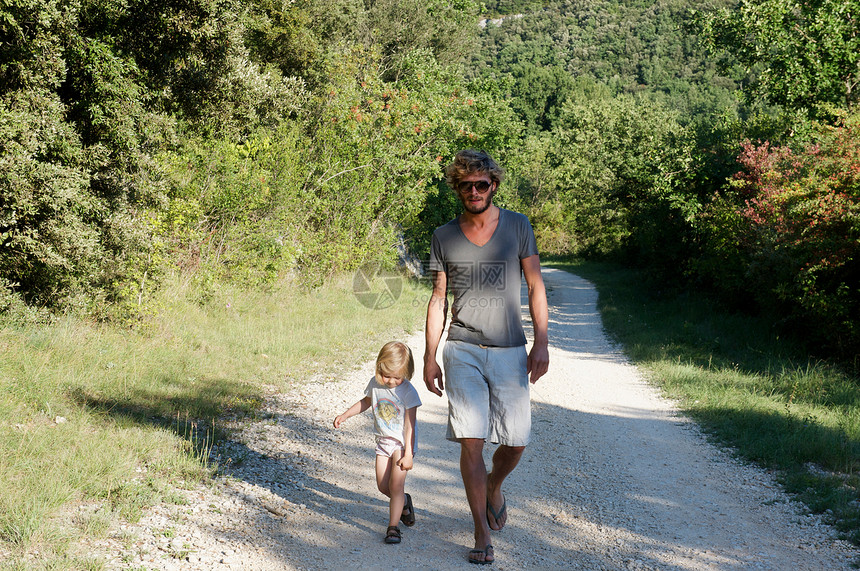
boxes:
[375,341,415,385]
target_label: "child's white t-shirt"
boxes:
[364,378,422,448]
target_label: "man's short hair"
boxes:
[445,149,505,189]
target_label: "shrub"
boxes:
[699,113,860,359]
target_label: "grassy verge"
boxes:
[0,270,428,568]
[550,260,860,545]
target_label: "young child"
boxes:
[333,341,422,544]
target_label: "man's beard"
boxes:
[461,189,496,214]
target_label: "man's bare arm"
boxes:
[423,270,447,396]
[522,254,549,383]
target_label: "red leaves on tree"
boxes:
[728,116,860,352]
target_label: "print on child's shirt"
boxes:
[375,398,401,430]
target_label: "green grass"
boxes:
[552,260,860,545]
[0,270,428,566]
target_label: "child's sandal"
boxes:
[400,493,415,527]
[384,525,402,544]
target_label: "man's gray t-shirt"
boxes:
[428,208,539,347]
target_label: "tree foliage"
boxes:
[472,0,744,126]
[0,89,96,304]
[1,0,304,310]
[162,46,517,287]
[697,114,860,354]
[695,0,860,114]
[505,89,697,265]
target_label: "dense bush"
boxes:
[505,91,697,266]
[0,0,301,313]
[696,113,860,358]
[161,47,518,287]
[0,88,97,306]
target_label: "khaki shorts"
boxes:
[442,340,531,446]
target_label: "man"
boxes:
[423,149,550,565]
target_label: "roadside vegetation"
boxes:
[559,260,860,545]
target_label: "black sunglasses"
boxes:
[456,180,493,194]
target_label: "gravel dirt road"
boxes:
[97,268,859,570]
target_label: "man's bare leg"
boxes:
[486,444,524,530]
[460,438,494,563]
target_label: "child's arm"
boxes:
[333,396,371,428]
[396,406,418,471]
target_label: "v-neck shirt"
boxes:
[428,208,538,347]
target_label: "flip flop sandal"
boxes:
[468,544,494,565]
[384,525,402,544]
[486,494,506,531]
[400,493,415,527]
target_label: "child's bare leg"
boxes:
[375,454,393,497]
[386,449,408,528]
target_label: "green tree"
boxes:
[0,0,301,311]
[505,63,576,133]
[472,0,743,127]
[244,0,323,80]
[508,91,698,266]
[1,0,107,306]
[0,89,98,306]
[303,46,519,271]
[696,114,860,357]
[360,0,481,79]
[162,47,520,285]
[695,0,860,114]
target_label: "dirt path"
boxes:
[96,268,858,569]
